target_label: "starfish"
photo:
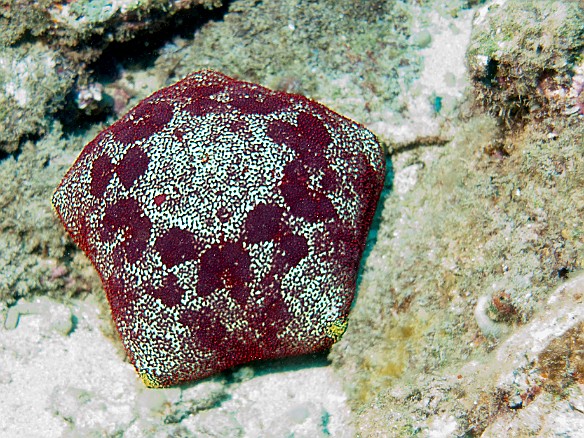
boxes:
[53,70,385,387]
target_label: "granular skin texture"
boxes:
[52,70,385,387]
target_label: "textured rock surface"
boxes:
[0,43,74,154]
[329,1,584,434]
[2,0,583,435]
[467,0,584,122]
[53,70,385,387]
[0,0,223,53]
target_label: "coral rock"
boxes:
[52,70,385,387]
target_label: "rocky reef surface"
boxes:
[1,0,582,436]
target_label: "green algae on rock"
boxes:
[467,0,584,123]
[329,1,584,432]
[0,0,223,51]
[0,43,74,154]
[154,0,420,129]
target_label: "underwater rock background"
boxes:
[1,0,583,435]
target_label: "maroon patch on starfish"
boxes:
[180,310,228,350]
[100,198,152,264]
[146,273,186,308]
[52,70,385,388]
[112,100,174,144]
[116,146,150,189]
[198,241,252,305]
[280,161,337,222]
[155,227,197,268]
[244,203,284,244]
[277,233,309,269]
[90,153,115,198]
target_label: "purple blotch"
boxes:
[244,204,284,244]
[266,112,331,168]
[197,241,251,305]
[277,233,309,269]
[116,146,150,189]
[229,88,288,115]
[112,100,173,144]
[179,310,227,349]
[147,273,185,308]
[155,227,197,268]
[90,153,115,198]
[100,197,152,264]
[280,161,337,222]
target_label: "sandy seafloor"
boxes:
[1,0,583,436]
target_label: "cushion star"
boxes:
[52,70,385,388]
